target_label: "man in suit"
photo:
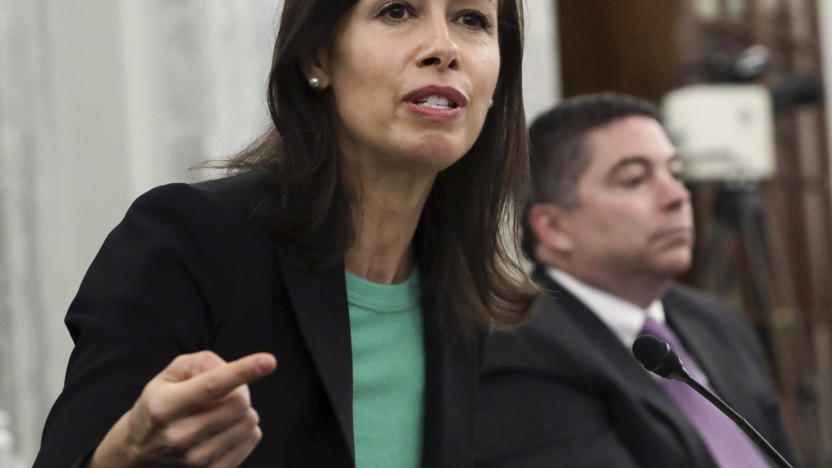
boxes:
[474,93,796,467]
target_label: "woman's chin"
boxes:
[399,139,470,171]
[409,150,465,173]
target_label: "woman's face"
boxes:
[310,0,501,173]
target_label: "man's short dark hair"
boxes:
[529,92,661,207]
[523,92,661,258]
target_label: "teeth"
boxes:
[416,95,454,109]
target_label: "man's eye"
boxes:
[622,177,645,188]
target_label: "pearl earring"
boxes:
[308,77,321,89]
[489,98,494,108]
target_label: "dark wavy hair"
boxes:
[225,0,537,333]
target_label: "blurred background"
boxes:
[1,0,831,466]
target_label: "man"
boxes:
[474,93,796,467]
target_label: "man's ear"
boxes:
[528,203,575,254]
[299,45,332,89]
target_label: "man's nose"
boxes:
[660,173,691,211]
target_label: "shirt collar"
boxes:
[546,267,665,347]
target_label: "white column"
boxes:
[820,0,832,199]
[0,0,55,461]
[523,0,561,120]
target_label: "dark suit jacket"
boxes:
[35,171,480,468]
[474,267,795,468]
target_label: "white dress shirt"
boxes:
[547,267,665,347]
[546,267,709,384]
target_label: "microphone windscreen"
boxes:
[633,335,679,378]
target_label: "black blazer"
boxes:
[35,171,480,468]
[474,267,795,468]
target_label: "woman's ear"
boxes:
[299,46,331,89]
[528,203,575,254]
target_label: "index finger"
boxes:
[171,353,276,416]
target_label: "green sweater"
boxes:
[345,269,425,468]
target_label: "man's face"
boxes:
[557,115,693,283]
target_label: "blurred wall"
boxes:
[821,0,832,188]
[0,0,560,464]
[523,1,560,120]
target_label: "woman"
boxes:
[35,0,535,467]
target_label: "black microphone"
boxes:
[632,335,793,468]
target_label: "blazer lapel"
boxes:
[279,258,355,462]
[664,292,766,427]
[421,297,479,468]
[534,268,717,468]
[666,300,729,392]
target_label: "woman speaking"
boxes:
[35,0,535,466]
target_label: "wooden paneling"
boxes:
[558,0,699,101]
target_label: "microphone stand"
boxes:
[634,335,794,468]
[670,368,794,468]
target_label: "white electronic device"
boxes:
[662,84,776,181]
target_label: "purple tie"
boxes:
[641,316,771,467]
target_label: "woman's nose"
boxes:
[417,16,459,70]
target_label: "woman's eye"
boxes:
[379,2,411,21]
[458,10,491,30]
